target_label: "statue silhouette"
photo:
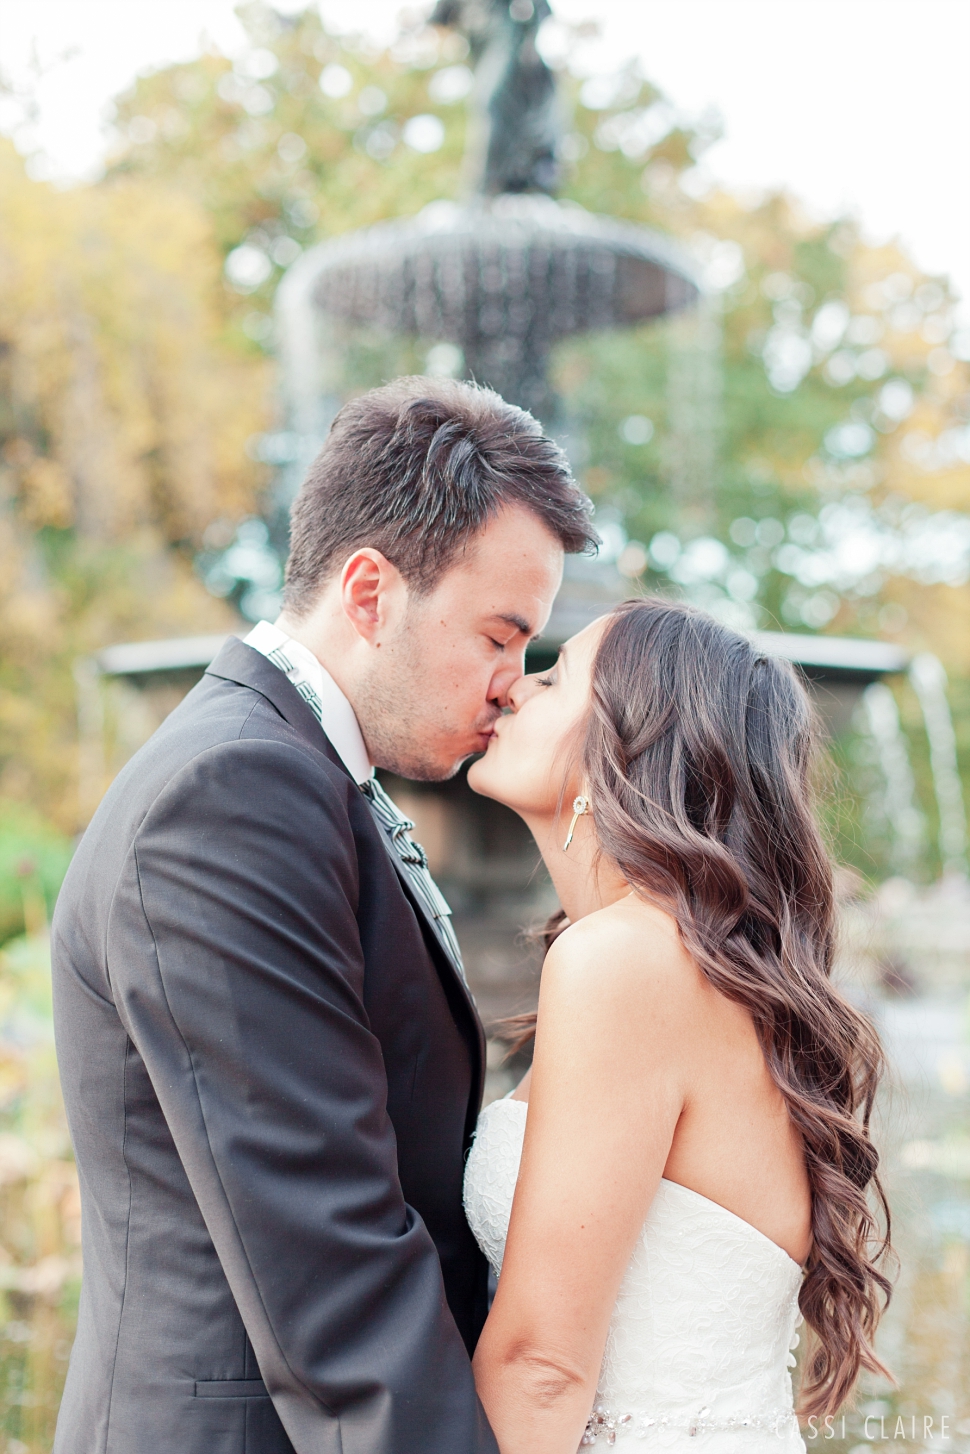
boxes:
[431,0,561,195]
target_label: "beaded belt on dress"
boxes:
[582,1405,801,1444]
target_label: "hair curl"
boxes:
[507,598,893,1417]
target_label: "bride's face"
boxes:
[467,615,610,820]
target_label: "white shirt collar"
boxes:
[244,620,373,786]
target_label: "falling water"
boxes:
[663,291,723,529]
[909,652,969,877]
[861,681,927,874]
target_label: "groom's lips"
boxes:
[475,719,501,749]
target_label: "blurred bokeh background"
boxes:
[0,0,968,1447]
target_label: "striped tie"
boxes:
[359,777,466,983]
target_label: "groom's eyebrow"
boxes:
[495,612,535,638]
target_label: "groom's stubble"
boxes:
[354,595,500,782]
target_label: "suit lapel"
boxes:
[206,639,344,768]
[206,639,486,1079]
[373,828,486,1132]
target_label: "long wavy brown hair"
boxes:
[506,597,893,1417]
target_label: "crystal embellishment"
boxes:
[581,1405,800,1444]
[582,1405,634,1445]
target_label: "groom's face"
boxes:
[356,505,564,781]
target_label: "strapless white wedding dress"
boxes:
[464,1096,805,1452]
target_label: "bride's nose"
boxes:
[506,673,540,712]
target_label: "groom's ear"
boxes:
[339,548,405,643]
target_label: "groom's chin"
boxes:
[384,751,469,785]
[378,727,498,784]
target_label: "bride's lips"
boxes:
[476,719,503,750]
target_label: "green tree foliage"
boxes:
[106,2,472,344]
[0,933,79,1450]
[0,807,72,945]
[554,77,970,657]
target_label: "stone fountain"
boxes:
[275,0,700,470]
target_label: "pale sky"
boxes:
[1,0,968,312]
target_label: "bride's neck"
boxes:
[526,810,631,923]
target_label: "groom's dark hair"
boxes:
[283,376,595,615]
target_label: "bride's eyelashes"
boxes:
[534,673,556,687]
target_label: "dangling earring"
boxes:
[563,794,590,852]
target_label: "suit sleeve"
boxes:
[108,735,497,1454]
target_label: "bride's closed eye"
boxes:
[534,669,558,688]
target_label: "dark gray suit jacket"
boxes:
[51,639,498,1454]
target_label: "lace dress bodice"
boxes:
[464,1097,805,1452]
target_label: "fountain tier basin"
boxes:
[278,194,700,420]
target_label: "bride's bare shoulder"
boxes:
[550,894,686,965]
[542,895,704,1018]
